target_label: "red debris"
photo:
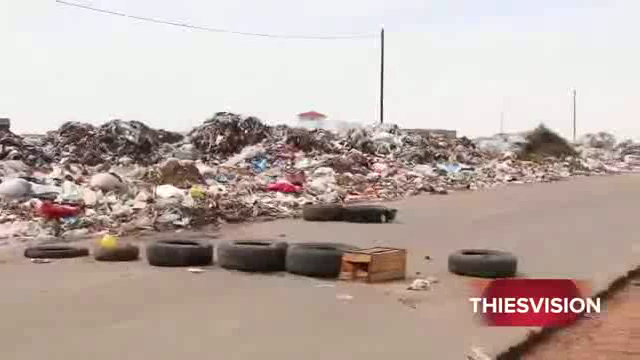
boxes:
[267,182,302,193]
[38,201,82,220]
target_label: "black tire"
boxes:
[448,249,517,278]
[302,204,344,222]
[342,205,398,224]
[217,240,288,272]
[146,240,213,267]
[286,242,357,278]
[94,244,140,262]
[24,245,89,259]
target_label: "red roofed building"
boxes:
[297,111,327,129]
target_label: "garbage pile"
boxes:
[41,120,184,165]
[0,113,639,244]
[189,112,270,160]
[0,128,50,167]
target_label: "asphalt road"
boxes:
[1,174,639,359]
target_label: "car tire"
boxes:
[24,245,90,259]
[448,249,517,278]
[342,205,397,224]
[286,242,357,278]
[302,204,344,222]
[146,240,213,267]
[94,244,140,262]
[217,240,288,272]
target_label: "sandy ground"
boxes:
[524,276,640,359]
[1,174,639,359]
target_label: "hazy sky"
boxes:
[1,0,639,139]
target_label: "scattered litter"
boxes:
[467,347,491,360]
[30,258,52,264]
[398,297,417,309]
[407,278,436,291]
[336,294,354,301]
[315,283,336,288]
[187,267,206,274]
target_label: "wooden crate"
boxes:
[339,247,407,283]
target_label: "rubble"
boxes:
[0,113,637,245]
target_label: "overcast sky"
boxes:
[1,0,639,139]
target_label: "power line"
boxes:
[56,1,378,40]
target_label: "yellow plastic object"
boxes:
[100,234,119,249]
[190,185,206,200]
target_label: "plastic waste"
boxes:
[189,185,207,200]
[39,201,82,220]
[60,181,82,202]
[90,173,127,193]
[251,157,269,173]
[413,164,436,177]
[224,145,265,167]
[156,184,184,199]
[285,171,306,186]
[100,234,119,249]
[0,178,32,199]
[267,182,302,193]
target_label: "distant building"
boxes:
[0,118,10,131]
[297,111,327,130]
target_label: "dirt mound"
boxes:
[520,125,577,160]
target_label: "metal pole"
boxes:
[380,27,385,124]
[500,111,504,134]
[572,89,577,142]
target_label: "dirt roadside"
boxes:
[521,274,640,360]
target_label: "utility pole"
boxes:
[380,27,385,124]
[572,89,577,142]
[500,111,505,134]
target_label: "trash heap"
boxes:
[0,128,50,167]
[41,120,184,165]
[0,114,639,243]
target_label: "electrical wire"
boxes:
[56,0,378,40]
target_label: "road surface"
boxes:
[1,174,639,359]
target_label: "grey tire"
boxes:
[217,240,288,272]
[448,249,517,278]
[342,205,398,224]
[94,244,140,262]
[146,240,213,267]
[24,245,89,259]
[302,204,344,221]
[286,243,357,278]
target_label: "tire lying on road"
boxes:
[448,249,517,278]
[302,204,344,222]
[146,240,213,267]
[24,245,89,259]
[286,243,357,278]
[342,205,398,224]
[94,244,140,262]
[217,240,288,272]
